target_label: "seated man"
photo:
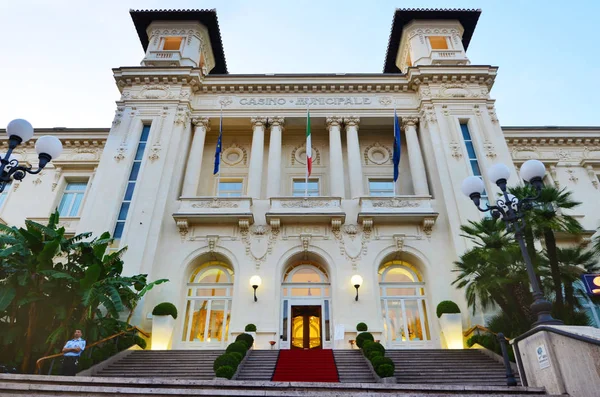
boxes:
[61,329,86,376]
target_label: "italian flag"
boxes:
[306,109,312,176]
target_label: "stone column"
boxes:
[181,117,209,196]
[326,116,345,197]
[344,116,364,198]
[247,116,267,198]
[403,117,430,196]
[266,117,284,197]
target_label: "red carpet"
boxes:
[271,349,339,382]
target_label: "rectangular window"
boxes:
[0,183,10,208]
[369,179,395,197]
[293,178,319,197]
[163,37,183,51]
[58,181,88,217]
[218,179,243,197]
[113,125,150,239]
[460,123,489,208]
[428,36,449,50]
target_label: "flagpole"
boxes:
[216,104,223,197]
[305,104,309,197]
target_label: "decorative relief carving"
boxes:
[325,116,343,128]
[487,104,499,124]
[291,144,321,166]
[450,141,463,160]
[176,220,189,240]
[52,167,62,192]
[557,148,571,161]
[207,235,219,252]
[250,116,267,127]
[419,86,432,100]
[240,220,280,268]
[371,198,420,208]
[483,141,497,159]
[148,146,161,162]
[420,105,437,124]
[175,106,190,125]
[269,116,285,127]
[364,142,392,165]
[393,234,405,252]
[566,168,578,184]
[191,199,239,208]
[112,106,124,127]
[422,217,436,236]
[221,143,247,166]
[401,117,419,129]
[379,97,393,106]
[549,165,560,188]
[281,198,336,208]
[114,146,126,162]
[343,116,360,127]
[300,234,311,252]
[585,165,599,189]
[192,117,210,130]
[132,85,173,100]
[219,97,233,107]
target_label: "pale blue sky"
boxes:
[0,0,598,128]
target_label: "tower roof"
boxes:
[130,9,228,74]
[383,8,481,74]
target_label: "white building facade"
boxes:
[2,9,599,350]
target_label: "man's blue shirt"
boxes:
[63,338,86,357]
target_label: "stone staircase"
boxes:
[93,350,224,379]
[0,374,555,396]
[386,349,520,386]
[235,350,279,381]
[333,350,376,383]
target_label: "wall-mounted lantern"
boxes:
[250,275,262,302]
[351,275,363,301]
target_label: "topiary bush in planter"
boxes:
[356,322,368,332]
[244,324,257,332]
[368,350,383,361]
[152,302,178,319]
[376,364,395,378]
[215,365,235,379]
[356,332,374,349]
[230,351,243,363]
[364,341,385,357]
[436,300,460,318]
[213,353,239,373]
[235,333,254,348]
[226,341,248,357]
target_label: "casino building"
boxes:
[2,8,599,351]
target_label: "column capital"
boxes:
[251,116,268,127]
[343,116,360,128]
[269,116,285,127]
[192,117,210,130]
[401,116,419,128]
[325,116,343,128]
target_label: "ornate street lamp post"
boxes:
[461,159,563,327]
[1,119,63,193]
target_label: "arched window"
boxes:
[379,260,431,346]
[181,261,233,345]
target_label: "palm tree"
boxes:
[509,185,583,319]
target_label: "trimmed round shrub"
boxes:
[134,335,147,349]
[152,302,178,319]
[244,324,257,332]
[356,332,374,349]
[436,300,460,318]
[372,356,394,370]
[237,340,249,350]
[235,333,254,349]
[215,365,235,379]
[368,350,383,361]
[226,341,248,357]
[376,364,395,378]
[230,351,243,363]
[356,322,368,332]
[213,353,239,373]
[364,341,385,358]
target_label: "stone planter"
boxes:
[151,315,174,350]
[439,313,463,349]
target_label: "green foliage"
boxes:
[244,324,257,332]
[0,212,168,373]
[364,341,385,358]
[355,332,374,349]
[356,322,368,332]
[230,351,243,363]
[466,332,515,362]
[368,350,383,361]
[215,365,235,379]
[235,333,254,348]
[376,364,395,378]
[226,342,248,357]
[213,353,239,373]
[237,340,249,350]
[436,301,461,318]
[371,356,394,373]
[152,302,178,319]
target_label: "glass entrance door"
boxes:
[291,305,322,349]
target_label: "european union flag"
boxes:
[393,110,401,182]
[213,113,223,175]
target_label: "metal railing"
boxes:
[464,325,517,386]
[35,326,149,375]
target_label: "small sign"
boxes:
[334,325,345,340]
[581,274,600,296]
[536,344,550,369]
